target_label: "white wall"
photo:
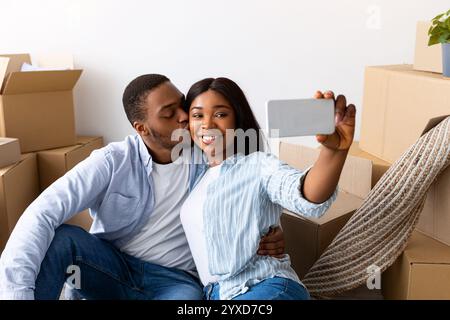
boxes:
[1,0,449,149]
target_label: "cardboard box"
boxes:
[359,115,450,246]
[348,142,390,188]
[0,137,20,168]
[281,192,364,279]
[0,153,39,251]
[37,136,103,231]
[0,54,81,152]
[279,142,372,278]
[359,65,450,163]
[382,231,450,300]
[280,142,372,199]
[37,136,103,191]
[416,165,450,246]
[413,21,442,74]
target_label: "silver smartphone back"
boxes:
[266,98,335,138]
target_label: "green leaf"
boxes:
[429,34,441,46]
[428,10,450,44]
[438,32,450,43]
[432,13,445,21]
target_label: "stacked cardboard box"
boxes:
[0,154,39,250]
[0,54,102,251]
[37,136,104,231]
[279,143,373,279]
[278,24,449,297]
[0,54,81,152]
[358,44,450,297]
[383,231,450,300]
[0,138,20,168]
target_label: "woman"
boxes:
[180,77,356,300]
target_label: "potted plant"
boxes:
[428,9,450,77]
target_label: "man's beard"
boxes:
[149,128,179,150]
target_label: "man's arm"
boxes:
[0,148,112,299]
[258,226,285,258]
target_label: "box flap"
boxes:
[421,115,450,136]
[349,142,389,165]
[0,54,31,75]
[0,57,9,92]
[349,141,391,187]
[0,54,32,91]
[279,142,372,198]
[404,232,450,265]
[308,191,362,224]
[2,69,82,94]
[283,190,363,225]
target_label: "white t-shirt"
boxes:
[180,164,222,286]
[121,161,195,271]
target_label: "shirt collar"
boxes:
[137,135,153,175]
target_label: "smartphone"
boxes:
[266,98,335,138]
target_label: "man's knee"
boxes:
[48,224,89,255]
[154,284,203,300]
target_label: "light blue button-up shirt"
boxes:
[0,133,336,300]
[0,134,201,300]
[191,152,337,300]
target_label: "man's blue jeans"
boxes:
[35,224,203,300]
[203,277,310,300]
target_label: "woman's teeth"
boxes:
[201,135,216,144]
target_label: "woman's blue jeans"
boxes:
[203,276,310,300]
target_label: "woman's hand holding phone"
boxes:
[314,91,356,151]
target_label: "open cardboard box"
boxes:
[348,142,390,188]
[0,54,81,153]
[279,142,372,278]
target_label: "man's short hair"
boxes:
[122,74,170,125]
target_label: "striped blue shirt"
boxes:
[191,152,337,300]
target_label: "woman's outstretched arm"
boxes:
[302,91,356,204]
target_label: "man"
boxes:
[0,74,284,300]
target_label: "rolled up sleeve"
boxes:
[261,153,338,219]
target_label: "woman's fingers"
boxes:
[314,90,324,99]
[324,90,335,100]
[335,95,347,124]
[342,104,356,125]
[314,90,334,100]
[260,228,282,244]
